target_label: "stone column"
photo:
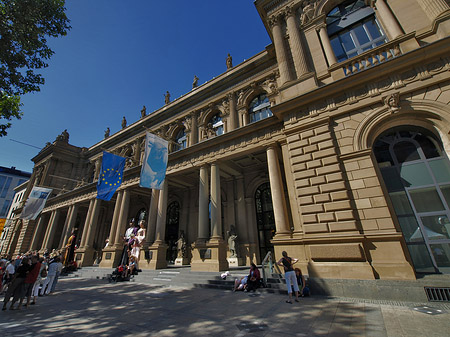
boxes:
[285,6,309,77]
[238,108,248,127]
[42,209,61,250]
[190,111,198,146]
[107,190,123,246]
[146,181,168,269]
[30,213,49,251]
[373,0,403,38]
[245,197,259,263]
[210,163,222,239]
[146,189,160,245]
[417,0,449,20]
[113,189,131,248]
[198,165,210,242]
[83,198,101,249]
[317,23,338,66]
[228,93,237,131]
[269,14,293,84]
[59,204,79,248]
[154,181,168,243]
[79,199,95,248]
[266,146,291,236]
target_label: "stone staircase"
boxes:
[61,266,450,303]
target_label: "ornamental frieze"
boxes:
[166,126,283,173]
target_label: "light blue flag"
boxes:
[139,132,168,190]
[97,151,126,201]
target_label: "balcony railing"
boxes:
[329,33,415,78]
[342,41,402,75]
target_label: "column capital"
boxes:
[268,14,283,28]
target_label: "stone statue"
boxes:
[56,129,69,143]
[192,75,199,89]
[61,129,69,142]
[227,225,238,258]
[141,105,146,118]
[165,91,171,105]
[104,127,110,139]
[226,53,233,69]
[122,116,127,129]
[176,231,187,258]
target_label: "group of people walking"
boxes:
[1,250,64,310]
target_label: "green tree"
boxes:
[0,0,71,136]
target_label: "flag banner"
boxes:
[96,151,126,201]
[20,186,53,220]
[140,132,168,190]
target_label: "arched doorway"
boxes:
[165,201,180,263]
[373,127,450,274]
[255,182,276,260]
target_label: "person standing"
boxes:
[277,251,300,304]
[40,257,60,296]
[50,258,63,293]
[2,257,31,310]
[20,255,41,308]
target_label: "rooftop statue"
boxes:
[122,116,127,129]
[226,53,233,69]
[165,91,171,105]
[141,105,146,118]
[192,75,199,89]
[104,127,110,139]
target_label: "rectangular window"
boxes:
[0,177,12,198]
[0,200,11,217]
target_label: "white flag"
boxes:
[139,132,168,190]
[20,186,53,220]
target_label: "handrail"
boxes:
[261,251,283,287]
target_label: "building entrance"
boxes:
[165,201,180,263]
[255,182,276,260]
[374,128,450,274]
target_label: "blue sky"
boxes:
[0,0,271,173]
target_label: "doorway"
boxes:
[255,182,276,261]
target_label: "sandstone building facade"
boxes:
[3,0,450,280]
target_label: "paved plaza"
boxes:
[1,278,449,336]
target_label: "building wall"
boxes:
[5,0,450,278]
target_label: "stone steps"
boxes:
[61,267,450,302]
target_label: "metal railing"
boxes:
[261,251,283,287]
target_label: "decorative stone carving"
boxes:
[383,92,400,113]
[183,116,192,132]
[300,0,317,26]
[140,105,146,118]
[121,116,127,129]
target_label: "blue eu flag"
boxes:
[96,151,126,201]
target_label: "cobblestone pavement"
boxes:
[1,278,449,336]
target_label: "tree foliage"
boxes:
[0,0,71,136]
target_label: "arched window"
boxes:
[209,113,224,136]
[174,128,187,151]
[327,0,387,63]
[249,94,272,123]
[374,128,450,274]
